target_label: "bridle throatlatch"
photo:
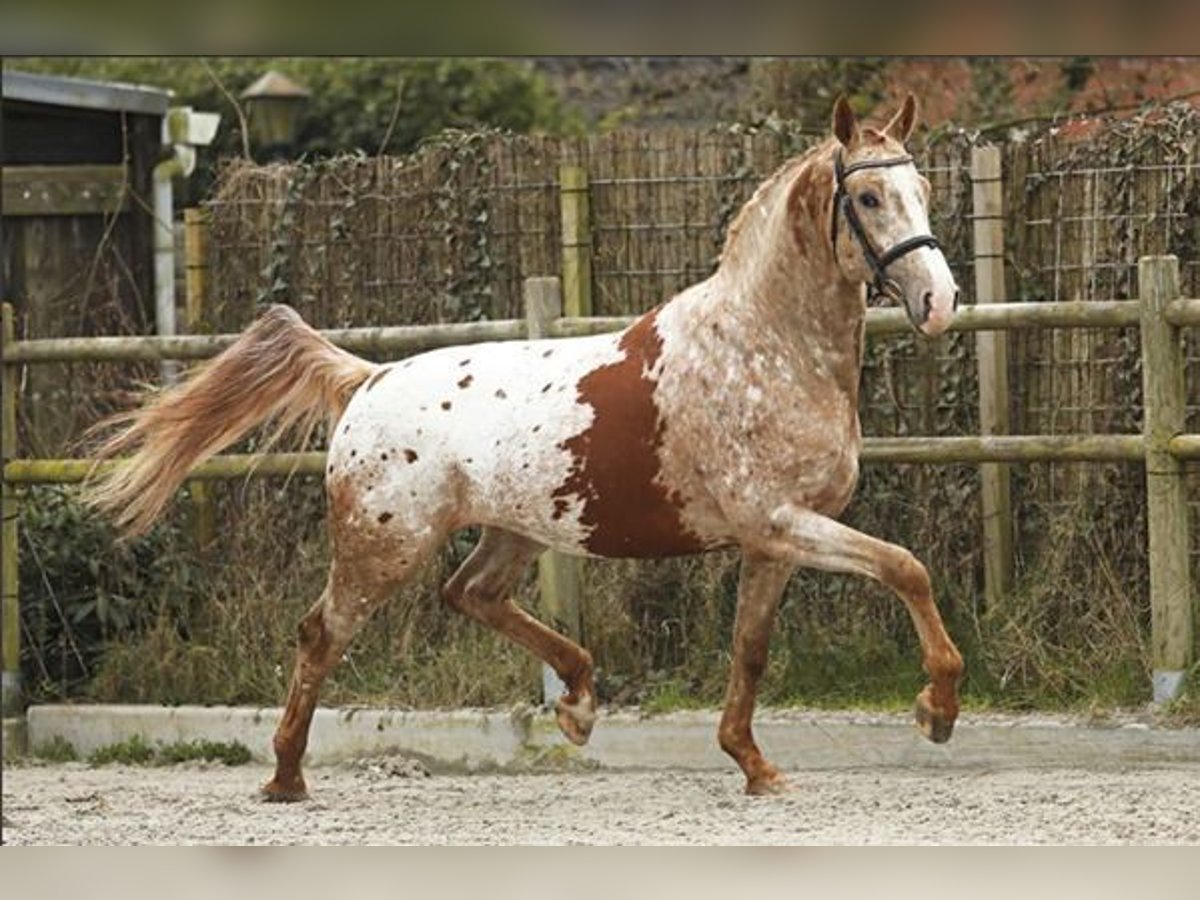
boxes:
[830,151,941,304]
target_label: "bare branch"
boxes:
[201,58,252,159]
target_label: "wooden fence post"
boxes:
[183,208,216,553]
[1,302,23,718]
[184,208,209,334]
[1139,255,1194,703]
[559,165,593,318]
[971,145,1014,611]
[524,277,583,705]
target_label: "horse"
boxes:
[84,94,964,799]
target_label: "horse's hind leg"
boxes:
[441,527,597,745]
[261,529,434,802]
[718,554,795,795]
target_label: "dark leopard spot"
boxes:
[404,449,418,463]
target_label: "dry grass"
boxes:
[81,457,1161,715]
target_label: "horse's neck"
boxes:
[692,177,868,404]
[707,270,866,402]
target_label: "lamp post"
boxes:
[240,70,310,160]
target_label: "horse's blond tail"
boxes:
[83,304,376,537]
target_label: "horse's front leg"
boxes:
[719,554,796,795]
[760,504,964,743]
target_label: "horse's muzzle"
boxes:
[905,286,958,337]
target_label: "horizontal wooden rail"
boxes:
[2,319,528,363]
[3,452,327,484]
[1165,298,1200,327]
[2,300,1168,366]
[5,434,1181,486]
[860,434,1146,464]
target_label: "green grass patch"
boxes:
[32,735,78,762]
[156,739,253,766]
[640,678,709,715]
[86,735,252,767]
[88,734,157,766]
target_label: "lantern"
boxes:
[240,71,310,158]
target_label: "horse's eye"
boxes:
[859,192,880,209]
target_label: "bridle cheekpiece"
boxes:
[830,151,941,304]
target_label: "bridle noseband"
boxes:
[830,151,941,303]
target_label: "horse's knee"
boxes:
[884,549,930,597]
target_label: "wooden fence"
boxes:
[2,256,1199,716]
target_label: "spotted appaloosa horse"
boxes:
[86,95,964,798]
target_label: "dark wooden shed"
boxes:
[1,68,172,452]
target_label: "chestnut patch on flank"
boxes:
[457,374,474,389]
[551,308,705,558]
[441,401,452,411]
[365,367,392,392]
[377,512,393,524]
[404,448,418,463]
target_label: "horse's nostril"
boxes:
[921,291,933,323]
[953,289,961,311]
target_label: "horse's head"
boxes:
[826,94,959,336]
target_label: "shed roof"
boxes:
[2,69,172,116]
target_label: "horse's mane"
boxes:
[717,127,904,276]
[718,138,838,271]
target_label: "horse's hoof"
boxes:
[914,687,956,744]
[745,769,792,796]
[554,694,596,746]
[260,779,309,803]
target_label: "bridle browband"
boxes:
[830,151,941,303]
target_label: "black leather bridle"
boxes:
[830,151,941,304]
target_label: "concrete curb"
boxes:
[13,704,1200,771]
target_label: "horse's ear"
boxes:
[832,95,860,148]
[883,93,918,142]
